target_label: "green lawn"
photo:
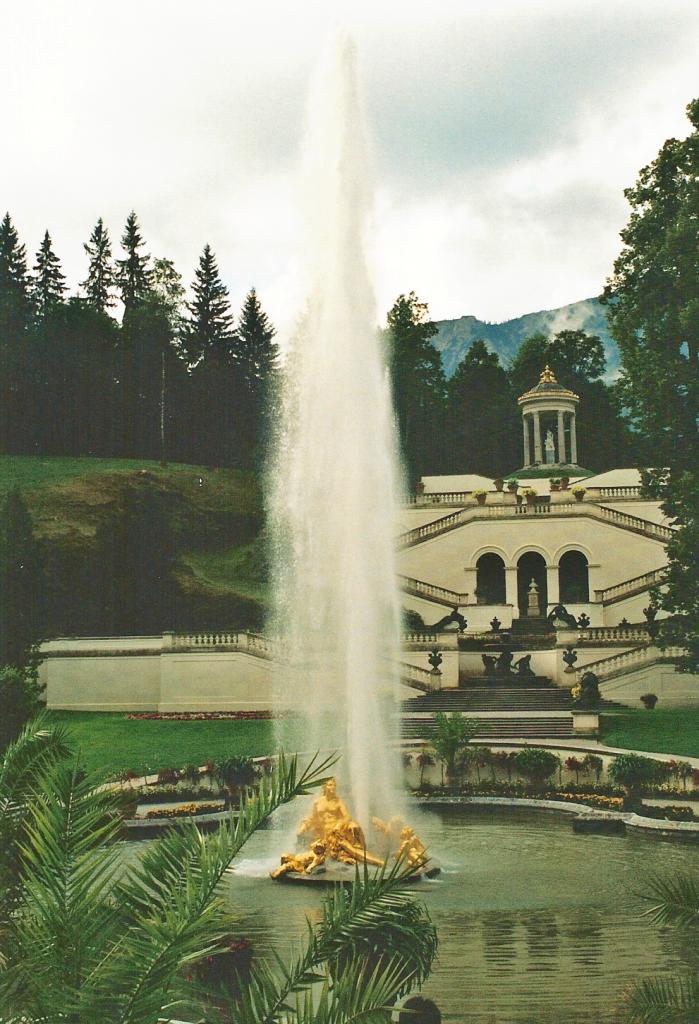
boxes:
[602,708,699,759]
[45,711,288,778]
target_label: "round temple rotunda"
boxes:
[513,366,591,477]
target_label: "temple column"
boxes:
[557,410,566,465]
[546,564,560,611]
[570,414,578,464]
[505,566,518,610]
[533,412,543,464]
[522,415,531,466]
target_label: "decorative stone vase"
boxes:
[494,478,504,491]
[573,489,586,502]
[525,492,536,505]
[475,493,487,505]
[560,476,570,489]
[507,481,518,493]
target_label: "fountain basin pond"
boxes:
[226,804,699,1023]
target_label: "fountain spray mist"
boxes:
[268,36,404,829]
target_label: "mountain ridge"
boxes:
[433,297,618,379]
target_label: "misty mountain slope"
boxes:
[433,297,619,379]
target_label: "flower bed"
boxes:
[143,801,224,820]
[542,792,624,811]
[640,804,696,822]
[126,711,274,721]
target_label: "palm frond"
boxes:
[89,752,337,1024]
[231,857,437,1024]
[624,972,699,1024]
[635,872,699,929]
[0,762,124,1021]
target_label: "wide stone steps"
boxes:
[402,689,574,712]
[401,715,575,740]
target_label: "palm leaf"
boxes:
[624,973,699,1023]
[635,872,699,929]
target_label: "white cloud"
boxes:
[1,0,698,334]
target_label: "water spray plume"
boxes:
[268,34,404,829]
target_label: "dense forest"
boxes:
[0,210,636,484]
[0,212,279,469]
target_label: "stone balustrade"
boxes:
[574,644,685,683]
[577,626,650,644]
[397,498,674,548]
[594,567,666,605]
[398,574,468,607]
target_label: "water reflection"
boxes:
[222,806,699,1024]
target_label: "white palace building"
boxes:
[41,367,698,730]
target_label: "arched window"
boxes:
[559,550,589,603]
[517,551,547,617]
[476,553,506,605]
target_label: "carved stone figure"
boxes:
[547,604,578,629]
[426,608,467,633]
[496,649,514,675]
[482,654,497,676]
[298,777,351,841]
[396,826,428,871]
[513,654,535,677]
[544,429,556,464]
[270,838,327,879]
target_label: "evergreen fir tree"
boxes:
[0,489,45,670]
[0,212,32,337]
[116,211,152,312]
[235,287,279,389]
[32,230,66,319]
[82,217,115,312]
[183,244,235,363]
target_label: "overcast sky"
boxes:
[2,0,698,342]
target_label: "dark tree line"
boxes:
[387,292,637,484]
[0,212,279,468]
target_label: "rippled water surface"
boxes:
[226,805,699,1023]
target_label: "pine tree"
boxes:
[182,244,235,363]
[32,231,66,318]
[235,287,279,389]
[0,489,45,670]
[0,213,32,337]
[116,211,152,313]
[82,217,115,312]
[387,292,446,483]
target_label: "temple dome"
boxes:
[517,365,579,405]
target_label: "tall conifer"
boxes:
[235,287,279,389]
[0,489,45,670]
[82,217,115,312]
[32,231,66,319]
[117,211,152,312]
[0,213,32,336]
[183,244,235,363]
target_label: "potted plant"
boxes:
[493,478,504,491]
[522,487,537,505]
[572,486,586,502]
[507,479,519,493]
[640,693,658,709]
[473,489,487,505]
[560,475,570,489]
[549,478,561,492]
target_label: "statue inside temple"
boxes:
[272,778,429,880]
[544,429,556,464]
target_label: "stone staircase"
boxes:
[401,715,576,741]
[402,687,574,713]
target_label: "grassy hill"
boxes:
[0,456,268,635]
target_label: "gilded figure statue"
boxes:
[271,778,429,880]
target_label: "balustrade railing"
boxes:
[574,644,684,683]
[594,485,642,498]
[577,626,649,643]
[397,498,674,548]
[172,631,278,659]
[594,567,666,605]
[398,574,468,607]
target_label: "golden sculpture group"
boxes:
[271,777,428,880]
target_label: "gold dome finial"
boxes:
[540,365,557,384]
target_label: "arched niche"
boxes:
[517,551,547,617]
[475,552,506,605]
[559,550,589,604]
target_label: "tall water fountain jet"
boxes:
[268,36,403,833]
